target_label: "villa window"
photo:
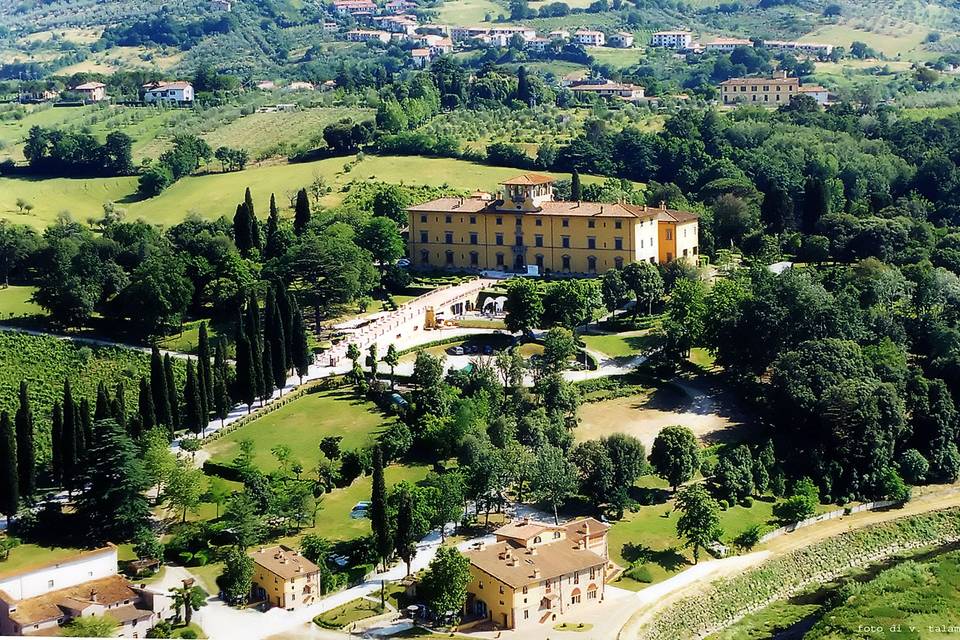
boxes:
[496,233,504,246]
[445,232,454,244]
[420,250,430,264]
[420,215,427,223]
[562,218,569,228]
[535,219,542,226]
[614,237,623,250]
[499,585,504,594]
[614,257,623,269]
[561,236,570,249]
[522,586,528,594]
[587,237,596,249]
[614,220,622,229]
[535,255,544,269]
[588,256,596,272]
[524,610,529,620]
[496,253,504,266]
[587,589,597,599]
[588,220,595,228]
[562,255,571,271]
[666,229,672,241]
[445,251,454,265]
[470,216,477,224]
[571,594,581,604]
[470,233,478,245]
[496,217,503,225]
[470,252,479,266]
[535,235,543,247]
[445,215,452,223]
[420,231,428,243]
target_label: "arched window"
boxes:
[614,256,623,269]
[587,256,597,272]
[562,255,571,272]
[445,250,454,265]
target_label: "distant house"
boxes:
[764,40,834,57]
[73,81,107,102]
[719,70,799,105]
[411,48,432,67]
[376,15,418,34]
[570,81,645,102]
[211,0,232,10]
[650,30,692,50]
[322,21,339,33]
[609,32,634,48]
[574,30,605,47]
[549,29,570,40]
[799,85,830,105]
[286,81,316,91]
[346,29,391,43]
[385,0,415,12]
[143,81,194,104]
[332,0,376,15]
[0,545,172,637]
[703,37,752,52]
[657,208,700,263]
[256,80,277,90]
[526,37,552,53]
[249,546,321,611]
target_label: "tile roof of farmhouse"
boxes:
[74,82,106,90]
[500,173,555,185]
[409,195,694,221]
[250,545,321,581]
[658,208,699,223]
[5,575,138,626]
[467,540,605,589]
[719,76,799,86]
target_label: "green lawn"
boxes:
[581,330,655,358]
[156,319,224,355]
[314,597,384,629]
[279,463,432,543]
[205,388,395,472]
[0,285,42,319]
[607,477,779,589]
[0,154,597,229]
[188,562,224,594]
[438,0,503,24]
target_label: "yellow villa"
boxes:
[463,517,611,630]
[407,174,699,275]
[249,545,321,611]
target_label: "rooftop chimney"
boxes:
[89,589,99,603]
[578,539,586,550]
[660,201,666,211]
[533,568,541,579]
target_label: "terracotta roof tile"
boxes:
[249,545,320,581]
[10,575,138,627]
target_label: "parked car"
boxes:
[396,258,411,268]
[447,345,465,355]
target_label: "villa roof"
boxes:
[250,545,321,581]
[500,173,555,185]
[799,85,828,92]
[719,76,799,86]
[467,539,605,589]
[408,195,693,221]
[74,82,105,90]
[7,575,137,627]
[657,209,699,223]
[144,81,192,90]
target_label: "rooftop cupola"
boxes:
[498,174,555,212]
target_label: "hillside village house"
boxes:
[703,37,752,52]
[249,546,321,611]
[143,81,194,104]
[332,0,376,15]
[346,29,391,43]
[73,81,107,102]
[608,31,634,48]
[764,40,834,57]
[463,518,610,630]
[570,81,645,102]
[407,173,699,274]
[719,71,798,105]
[574,30,605,46]
[799,84,830,105]
[0,545,172,637]
[650,30,692,50]
[411,48,432,67]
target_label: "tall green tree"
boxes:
[14,381,35,500]
[0,412,18,522]
[112,381,127,434]
[235,324,256,413]
[264,193,283,259]
[169,583,206,627]
[622,261,664,317]
[150,347,172,431]
[663,278,706,358]
[504,278,543,334]
[233,202,253,255]
[675,483,722,564]
[61,380,78,493]
[571,169,582,201]
[137,376,155,437]
[213,340,231,425]
[164,457,205,522]
[245,187,262,251]
[245,293,266,404]
[385,344,399,390]
[394,487,417,577]
[221,547,254,605]
[420,547,470,622]
[516,65,531,105]
[265,287,287,392]
[291,299,311,383]
[294,188,311,236]
[78,398,92,460]
[76,419,151,543]
[531,444,578,524]
[601,268,631,317]
[50,400,63,485]
[370,446,392,571]
[94,381,111,422]
[275,285,294,371]
[650,425,700,492]
[198,322,214,403]
[164,354,179,432]
[182,360,203,436]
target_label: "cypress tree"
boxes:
[14,382,34,501]
[517,65,531,106]
[197,357,210,428]
[294,188,311,236]
[78,398,92,459]
[0,412,18,523]
[245,293,265,404]
[291,300,311,383]
[138,376,155,436]
[370,446,392,572]
[261,332,275,401]
[213,340,231,426]
[150,347,172,430]
[50,401,63,486]
[112,381,127,433]
[571,168,582,201]
[164,354,179,432]
[233,203,253,254]
[264,194,282,259]
[235,322,256,413]
[265,287,287,392]
[245,187,262,251]
[61,381,78,493]
[183,360,203,436]
[275,285,293,371]
[198,322,214,402]
[94,381,110,421]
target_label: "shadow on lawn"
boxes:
[621,542,687,572]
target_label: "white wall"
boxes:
[0,547,117,601]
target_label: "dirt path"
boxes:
[577,374,751,450]
[616,484,960,640]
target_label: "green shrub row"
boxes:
[638,507,960,640]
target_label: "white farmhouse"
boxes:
[143,81,194,104]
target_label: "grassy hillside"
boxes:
[0,154,617,228]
